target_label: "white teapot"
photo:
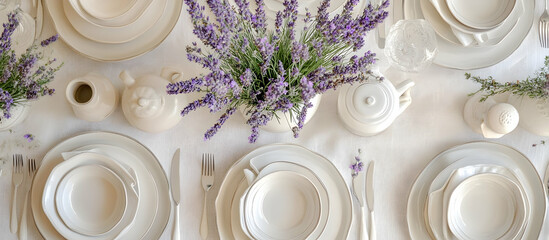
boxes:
[119,67,186,133]
[337,78,415,136]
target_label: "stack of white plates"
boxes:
[216,144,353,240]
[404,0,534,69]
[44,0,182,61]
[407,142,546,240]
[31,132,171,240]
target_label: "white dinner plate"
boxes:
[243,171,321,240]
[447,173,526,240]
[404,0,533,69]
[407,142,544,239]
[63,0,166,44]
[447,0,515,30]
[31,132,170,240]
[69,0,153,27]
[216,144,352,240]
[79,0,136,20]
[55,164,127,236]
[427,164,528,240]
[44,0,181,61]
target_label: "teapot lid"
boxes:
[346,82,394,124]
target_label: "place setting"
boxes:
[2,0,549,239]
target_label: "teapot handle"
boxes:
[161,67,184,83]
[395,79,415,115]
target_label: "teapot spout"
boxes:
[119,70,135,87]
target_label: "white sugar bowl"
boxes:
[119,67,186,133]
[337,78,415,136]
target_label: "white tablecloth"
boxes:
[1,1,549,239]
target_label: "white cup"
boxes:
[66,73,118,122]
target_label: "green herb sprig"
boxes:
[466,56,549,102]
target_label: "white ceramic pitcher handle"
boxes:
[161,67,184,83]
[395,79,415,115]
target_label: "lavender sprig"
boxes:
[0,12,61,120]
[350,149,363,177]
[171,0,389,143]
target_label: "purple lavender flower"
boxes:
[176,0,389,142]
[350,149,363,177]
[0,89,13,118]
[23,133,34,142]
[40,34,58,47]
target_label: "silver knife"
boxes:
[352,167,368,240]
[170,149,181,240]
[366,161,376,240]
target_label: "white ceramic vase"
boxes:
[0,102,31,131]
[508,94,549,136]
[240,95,322,133]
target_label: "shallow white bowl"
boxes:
[55,164,126,236]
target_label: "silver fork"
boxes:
[19,158,37,240]
[10,154,23,233]
[200,154,214,240]
[540,0,549,48]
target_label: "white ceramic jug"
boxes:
[120,67,186,133]
[65,73,118,122]
[337,78,415,136]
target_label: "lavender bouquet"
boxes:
[168,0,388,143]
[0,12,61,120]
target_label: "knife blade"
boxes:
[366,161,376,240]
[170,148,181,240]
[352,168,368,240]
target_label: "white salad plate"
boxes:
[69,0,153,27]
[44,0,181,61]
[216,144,352,240]
[55,164,127,236]
[42,151,139,240]
[447,0,515,30]
[242,171,321,240]
[426,164,527,240]
[63,0,166,44]
[407,142,544,240]
[404,0,533,69]
[447,173,526,240]
[78,0,136,20]
[32,132,170,240]
[420,0,521,47]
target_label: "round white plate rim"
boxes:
[215,143,352,240]
[55,164,127,236]
[44,0,181,61]
[243,170,320,239]
[447,173,524,239]
[404,0,533,69]
[31,132,170,240]
[406,142,544,240]
[63,0,166,44]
